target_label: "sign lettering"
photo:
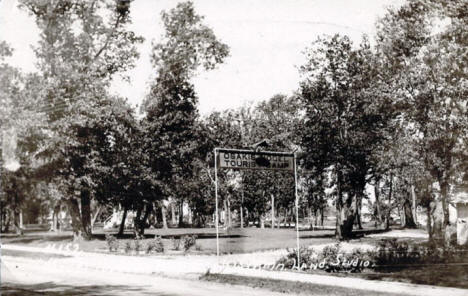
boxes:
[217,150,294,171]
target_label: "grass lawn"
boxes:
[200,273,406,296]
[358,265,468,289]
[5,226,467,290]
[1,227,337,254]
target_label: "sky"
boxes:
[0,0,404,115]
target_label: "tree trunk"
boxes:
[178,201,184,227]
[385,174,393,230]
[153,203,158,224]
[171,202,177,225]
[374,182,383,227]
[430,200,445,243]
[118,206,128,236]
[161,204,168,229]
[313,208,318,228]
[222,199,227,225]
[66,198,84,241]
[271,194,275,229]
[426,204,433,240]
[51,204,60,232]
[80,190,92,239]
[336,196,356,240]
[400,204,405,226]
[240,189,244,229]
[245,208,249,227]
[138,203,152,236]
[439,180,450,229]
[277,210,281,229]
[240,205,244,229]
[320,207,324,227]
[12,208,23,235]
[2,209,11,233]
[19,209,23,229]
[188,207,193,225]
[355,195,363,230]
[4,212,11,233]
[402,191,417,229]
[133,206,143,238]
[51,211,57,232]
[227,198,232,228]
[335,170,355,240]
[411,185,417,225]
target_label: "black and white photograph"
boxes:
[1,0,467,295]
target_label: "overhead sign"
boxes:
[216,149,294,171]
[212,147,299,261]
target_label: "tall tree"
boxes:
[1,41,46,234]
[376,0,468,241]
[19,0,143,240]
[142,1,229,228]
[299,35,391,239]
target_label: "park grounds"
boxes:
[2,223,468,296]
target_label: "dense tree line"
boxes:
[1,0,466,244]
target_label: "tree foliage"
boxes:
[141,1,229,228]
[299,35,393,239]
[18,0,143,239]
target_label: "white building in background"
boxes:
[450,185,468,245]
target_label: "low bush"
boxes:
[276,242,380,273]
[146,236,165,254]
[105,234,119,252]
[276,239,468,274]
[371,238,468,270]
[171,237,181,250]
[372,239,420,269]
[315,243,371,273]
[182,235,197,251]
[276,247,317,269]
[124,241,132,254]
[134,239,142,253]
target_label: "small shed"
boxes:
[450,185,468,246]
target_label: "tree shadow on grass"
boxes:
[1,282,176,296]
[101,232,247,240]
[300,228,391,240]
[298,234,335,239]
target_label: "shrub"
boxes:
[134,239,142,253]
[145,241,153,254]
[276,239,468,274]
[276,243,371,273]
[146,236,165,254]
[124,241,132,254]
[371,239,443,269]
[182,235,197,251]
[276,247,317,269]
[370,238,468,269]
[105,234,119,252]
[171,237,181,250]
[315,243,367,273]
[154,235,165,253]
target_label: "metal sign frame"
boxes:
[214,147,300,266]
[216,148,294,171]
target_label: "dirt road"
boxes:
[1,256,288,296]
